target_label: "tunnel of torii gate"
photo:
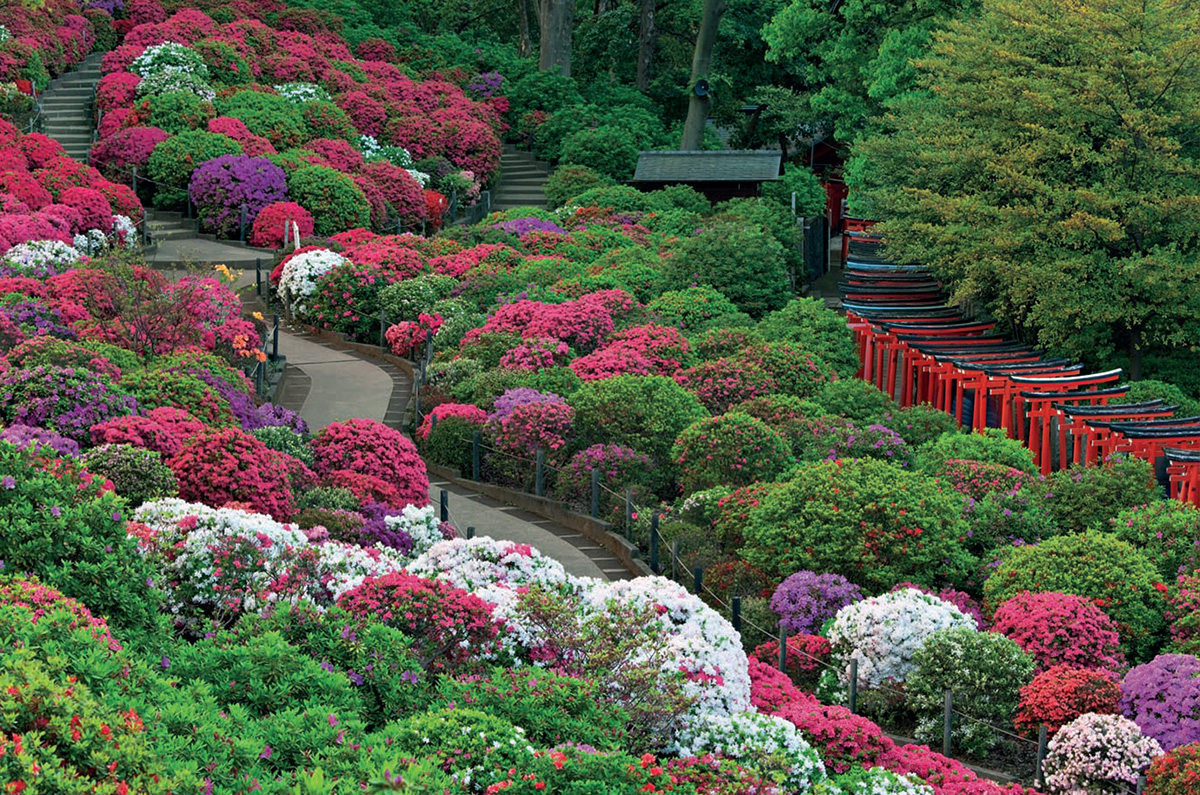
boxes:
[837,218,1200,504]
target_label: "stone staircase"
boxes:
[39,52,104,163]
[490,146,550,212]
[145,210,199,242]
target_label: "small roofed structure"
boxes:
[630,150,783,204]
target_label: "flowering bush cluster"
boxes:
[991,591,1127,673]
[1043,713,1163,795]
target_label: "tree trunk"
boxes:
[518,0,533,58]
[637,0,657,91]
[537,0,575,77]
[680,0,725,150]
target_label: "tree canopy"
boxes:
[844,0,1200,377]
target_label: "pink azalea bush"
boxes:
[991,590,1127,673]
[0,575,122,652]
[166,426,295,521]
[249,201,313,248]
[310,418,429,507]
[416,402,487,441]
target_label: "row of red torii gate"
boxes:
[839,219,1200,507]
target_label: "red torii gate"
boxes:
[1166,448,1200,506]
[1022,386,1132,474]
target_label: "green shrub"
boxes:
[762,163,828,217]
[714,198,804,280]
[572,375,709,469]
[1112,379,1200,418]
[265,148,318,175]
[648,286,752,334]
[880,404,961,447]
[143,91,217,135]
[741,458,975,590]
[982,530,1167,662]
[250,427,315,466]
[545,164,617,209]
[419,415,478,474]
[660,219,790,318]
[301,99,356,141]
[645,208,706,236]
[192,39,251,86]
[509,69,583,118]
[218,90,307,150]
[963,490,1062,560]
[1037,455,1162,534]
[916,428,1037,474]
[120,368,234,426]
[907,627,1035,756]
[287,165,371,236]
[146,130,243,207]
[295,486,362,511]
[568,185,652,213]
[558,126,640,179]
[812,379,898,425]
[1107,501,1200,579]
[532,104,605,161]
[235,604,430,728]
[378,274,456,323]
[452,366,583,407]
[579,247,663,303]
[673,413,794,494]
[166,631,365,719]
[757,298,861,378]
[692,326,767,360]
[647,184,711,216]
[80,444,177,507]
[735,342,834,399]
[431,665,628,751]
[377,707,532,775]
[0,444,161,636]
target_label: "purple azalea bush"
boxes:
[0,365,138,443]
[0,423,81,457]
[0,296,75,339]
[188,155,288,239]
[488,387,565,423]
[771,570,864,635]
[1120,653,1200,751]
[491,217,566,237]
[252,402,310,435]
[466,71,504,99]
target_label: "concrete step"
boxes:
[42,87,93,98]
[501,177,551,187]
[501,168,549,178]
[150,228,198,241]
[147,220,194,232]
[148,210,184,221]
[494,189,547,199]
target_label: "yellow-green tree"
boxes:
[846,0,1199,381]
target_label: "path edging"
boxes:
[426,462,653,580]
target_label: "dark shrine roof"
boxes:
[631,150,783,183]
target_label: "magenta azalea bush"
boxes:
[310,418,429,507]
[991,590,1127,673]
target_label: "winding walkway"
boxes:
[267,324,621,581]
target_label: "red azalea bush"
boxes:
[752,634,833,689]
[569,323,690,382]
[344,237,428,280]
[89,126,169,183]
[938,458,1030,501]
[1167,573,1200,655]
[1014,664,1122,736]
[485,399,576,461]
[58,187,113,234]
[167,426,295,521]
[0,575,122,652]
[777,701,895,774]
[673,413,794,493]
[307,138,363,173]
[991,590,1127,673]
[91,414,187,457]
[310,418,429,506]
[337,571,501,670]
[35,158,101,200]
[95,71,141,112]
[0,170,53,210]
[322,469,407,510]
[675,357,780,414]
[249,201,314,248]
[207,116,276,156]
[1146,742,1200,795]
[358,160,426,222]
[880,743,1041,795]
[416,402,488,441]
[747,656,816,715]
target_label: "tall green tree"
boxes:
[762,0,976,144]
[846,0,1199,378]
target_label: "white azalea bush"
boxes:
[277,248,348,316]
[825,588,977,692]
[112,214,137,247]
[584,576,751,720]
[129,42,209,80]
[676,711,826,792]
[3,240,83,275]
[816,767,935,795]
[274,82,332,103]
[384,503,449,560]
[131,499,407,629]
[73,229,109,256]
[135,69,216,101]
[1043,713,1163,795]
[408,536,582,651]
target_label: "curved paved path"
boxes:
[269,326,619,581]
